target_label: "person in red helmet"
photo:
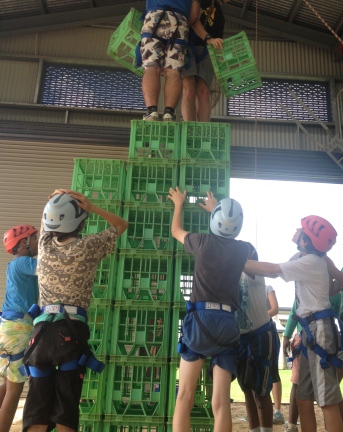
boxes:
[244,215,343,432]
[1,225,39,432]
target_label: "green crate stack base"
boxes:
[166,418,214,432]
[125,160,178,204]
[180,122,230,162]
[103,358,168,419]
[102,418,166,432]
[92,253,119,300]
[87,299,114,356]
[208,31,262,98]
[129,120,181,161]
[178,161,230,202]
[72,158,126,202]
[121,203,174,252]
[115,251,174,303]
[109,302,172,357]
[173,253,195,303]
[107,8,144,77]
[167,359,213,419]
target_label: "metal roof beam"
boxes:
[0,2,145,37]
[334,11,343,37]
[221,4,336,51]
[240,0,253,19]
[288,0,303,23]
[36,0,47,15]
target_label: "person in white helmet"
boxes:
[168,187,250,432]
[0,225,38,432]
[22,189,128,432]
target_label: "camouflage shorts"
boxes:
[141,10,189,71]
[0,316,33,383]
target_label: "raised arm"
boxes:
[168,187,189,244]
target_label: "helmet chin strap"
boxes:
[15,235,33,256]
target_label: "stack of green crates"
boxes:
[208,31,262,98]
[72,117,231,432]
[71,158,126,425]
[107,8,143,77]
[101,120,180,430]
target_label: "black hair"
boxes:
[301,232,325,257]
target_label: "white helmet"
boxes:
[43,193,87,233]
[210,198,243,239]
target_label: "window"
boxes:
[40,64,145,110]
[227,79,331,122]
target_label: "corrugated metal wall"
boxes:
[0,140,129,303]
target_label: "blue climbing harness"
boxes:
[293,309,343,369]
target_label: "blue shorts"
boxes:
[180,309,239,377]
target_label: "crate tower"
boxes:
[71,118,230,432]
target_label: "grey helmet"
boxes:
[43,193,87,233]
[210,198,243,238]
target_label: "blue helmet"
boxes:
[43,193,87,233]
[210,198,243,239]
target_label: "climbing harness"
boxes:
[293,309,343,369]
[23,304,105,377]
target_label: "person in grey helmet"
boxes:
[168,187,250,432]
[22,189,128,432]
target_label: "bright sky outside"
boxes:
[230,178,343,308]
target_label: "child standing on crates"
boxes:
[168,187,250,432]
[0,225,38,432]
[244,215,343,432]
[22,189,128,432]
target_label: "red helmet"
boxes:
[3,225,38,255]
[301,216,337,253]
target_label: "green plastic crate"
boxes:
[92,253,118,300]
[180,122,230,162]
[208,31,262,98]
[107,8,143,77]
[175,205,210,251]
[125,161,178,203]
[178,161,230,202]
[173,254,195,302]
[129,120,180,160]
[169,306,186,359]
[110,302,171,357]
[104,360,168,417]
[79,366,109,418]
[115,251,173,302]
[83,201,123,235]
[87,299,114,355]
[101,419,166,432]
[72,158,126,201]
[78,420,104,432]
[167,360,214,419]
[121,203,174,252]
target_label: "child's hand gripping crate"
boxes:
[208,31,262,98]
[107,8,144,77]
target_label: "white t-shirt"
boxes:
[236,272,270,334]
[279,254,331,318]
